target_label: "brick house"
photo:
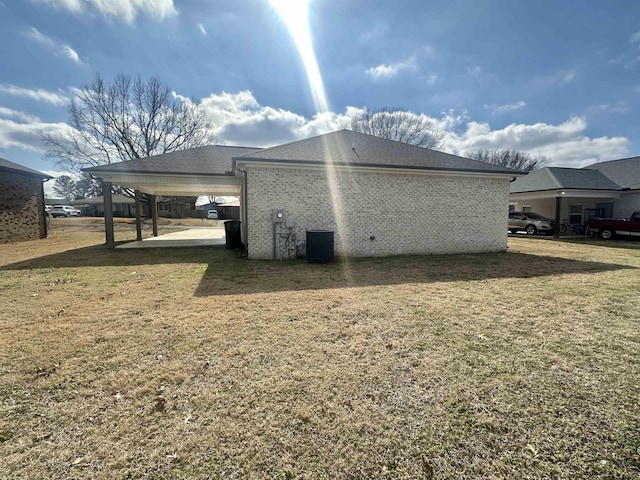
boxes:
[234,130,520,259]
[85,130,521,257]
[0,157,52,244]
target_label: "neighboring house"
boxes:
[84,130,521,257]
[510,157,640,225]
[585,156,640,217]
[0,157,52,243]
[71,195,139,217]
[156,197,197,218]
[197,200,240,220]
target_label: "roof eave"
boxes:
[233,157,522,176]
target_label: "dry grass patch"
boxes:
[1,232,639,479]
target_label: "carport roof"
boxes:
[510,167,622,193]
[84,145,262,176]
[584,156,640,190]
[234,130,522,175]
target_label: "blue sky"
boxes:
[1,0,639,190]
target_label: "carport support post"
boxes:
[150,194,158,237]
[554,196,562,238]
[134,190,142,241]
[102,180,115,248]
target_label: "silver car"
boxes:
[508,211,554,235]
[51,205,81,218]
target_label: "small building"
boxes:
[0,157,52,243]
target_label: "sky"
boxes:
[1,0,640,195]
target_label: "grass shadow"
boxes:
[1,244,634,297]
[194,251,634,296]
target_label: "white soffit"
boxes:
[96,173,242,196]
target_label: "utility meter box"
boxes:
[271,209,285,223]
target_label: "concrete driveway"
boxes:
[117,227,226,248]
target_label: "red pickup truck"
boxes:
[585,211,640,239]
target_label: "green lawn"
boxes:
[1,230,639,479]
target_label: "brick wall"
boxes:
[244,164,510,260]
[0,171,47,243]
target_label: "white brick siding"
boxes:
[244,164,511,259]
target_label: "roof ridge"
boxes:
[583,155,640,168]
[544,167,563,189]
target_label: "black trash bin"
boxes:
[224,220,243,250]
[306,230,334,263]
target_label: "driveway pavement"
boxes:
[117,227,226,248]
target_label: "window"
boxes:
[158,203,171,213]
[522,206,532,213]
[569,204,582,224]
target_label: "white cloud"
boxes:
[0,84,69,106]
[182,90,629,168]
[198,23,206,35]
[175,90,358,147]
[32,0,177,24]
[0,117,72,152]
[23,27,84,65]
[440,116,629,167]
[2,88,630,175]
[424,73,439,86]
[365,57,415,79]
[532,69,576,88]
[484,101,527,115]
[629,31,640,44]
[62,45,81,63]
[0,107,40,123]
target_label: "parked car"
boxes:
[508,211,555,235]
[207,209,219,219]
[585,210,640,239]
[51,205,81,218]
[45,205,53,214]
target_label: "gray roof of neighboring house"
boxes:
[0,157,52,179]
[583,156,640,190]
[71,195,135,205]
[83,145,262,176]
[235,130,522,175]
[510,167,622,193]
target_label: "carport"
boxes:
[83,146,260,248]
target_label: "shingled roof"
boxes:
[84,145,262,176]
[510,167,622,193]
[234,130,522,175]
[0,157,52,179]
[584,156,640,190]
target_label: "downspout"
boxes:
[40,178,49,239]
[239,168,249,257]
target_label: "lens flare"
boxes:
[270,0,352,273]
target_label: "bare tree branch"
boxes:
[43,73,217,178]
[466,149,549,172]
[349,107,443,149]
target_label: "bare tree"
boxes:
[349,107,443,149]
[467,149,549,172]
[43,74,216,174]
